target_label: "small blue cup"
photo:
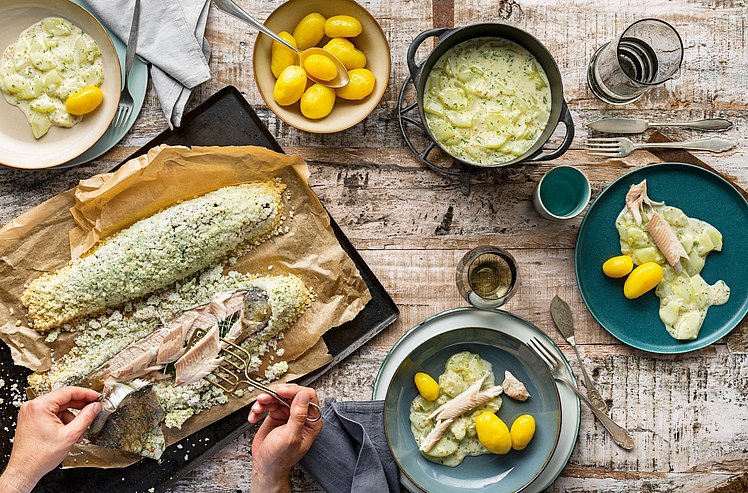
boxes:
[533,166,591,221]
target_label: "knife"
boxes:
[550,295,609,414]
[588,117,733,134]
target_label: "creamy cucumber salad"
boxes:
[423,38,551,165]
[0,17,103,138]
[409,352,502,466]
[616,203,730,340]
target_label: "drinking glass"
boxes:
[456,246,519,309]
[588,18,683,105]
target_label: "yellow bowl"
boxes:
[253,0,390,133]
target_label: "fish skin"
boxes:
[88,384,166,459]
[419,418,455,453]
[89,379,151,436]
[82,329,170,388]
[647,211,688,273]
[174,325,223,386]
[428,372,489,421]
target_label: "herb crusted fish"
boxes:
[22,181,285,331]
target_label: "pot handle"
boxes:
[407,27,455,83]
[529,100,575,162]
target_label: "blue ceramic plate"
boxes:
[57,0,149,168]
[384,327,562,493]
[576,163,748,354]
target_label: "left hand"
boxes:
[0,386,102,493]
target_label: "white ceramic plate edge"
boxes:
[372,307,581,493]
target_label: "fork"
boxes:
[113,0,140,128]
[528,337,635,450]
[187,327,322,422]
[586,136,734,158]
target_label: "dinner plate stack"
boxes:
[373,308,581,493]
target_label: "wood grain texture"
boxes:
[0,0,746,491]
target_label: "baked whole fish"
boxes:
[22,182,285,331]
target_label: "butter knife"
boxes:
[550,295,609,413]
[588,118,733,134]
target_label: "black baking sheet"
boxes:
[0,86,398,492]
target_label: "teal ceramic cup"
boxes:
[533,166,591,220]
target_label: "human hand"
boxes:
[248,385,322,493]
[0,386,101,493]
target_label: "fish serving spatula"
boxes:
[550,295,609,413]
[187,327,322,422]
[587,117,733,134]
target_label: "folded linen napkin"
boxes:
[300,398,402,493]
[85,0,212,128]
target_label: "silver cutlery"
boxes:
[113,0,140,128]
[528,337,635,450]
[550,295,609,414]
[586,136,734,158]
[212,0,349,88]
[588,117,733,134]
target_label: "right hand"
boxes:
[248,385,322,491]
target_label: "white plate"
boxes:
[0,0,121,169]
[372,308,581,493]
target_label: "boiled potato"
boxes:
[271,31,298,78]
[336,68,375,100]
[273,65,307,106]
[292,13,326,50]
[324,15,362,38]
[300,83,335,119]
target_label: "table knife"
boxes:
[550,295,609,413]
[588,117,733,134]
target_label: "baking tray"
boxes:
[0,86,398,492]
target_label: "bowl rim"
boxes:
[252,0,391,134]
[383,325,563,493]
[0,0,122,169]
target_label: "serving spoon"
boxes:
[212,0,350,88]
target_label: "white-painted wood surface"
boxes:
[0,0,746,491]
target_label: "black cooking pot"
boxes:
[407,24,574,168]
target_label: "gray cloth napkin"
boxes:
[300,398,402,493]
[85,0,212,128]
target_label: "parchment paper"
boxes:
[0,145,371,467]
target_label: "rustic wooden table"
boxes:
[1,1,746,492]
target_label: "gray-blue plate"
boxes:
[384,326,562,493]
[56,0,149,168]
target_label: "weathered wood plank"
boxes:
[165,344,748,492]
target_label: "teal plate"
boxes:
[56,0,148,168]
[384,327,561,493]
[575,163,748,354]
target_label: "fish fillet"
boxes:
[647,211,688,273]
[428,372,488,421]
[175,325,223,386]
[419,418,455,453]
[625,179,663,226]
[431,385,503,422]
[502,370,530,401]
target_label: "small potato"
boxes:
[336,68,375,100]
[292,13,326,50]
[273,65,307,106]
[304,54,338,81]
[324,15,362,38]
[323,38,367,70]
[270,31,298,78]
[300,83,336,119]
